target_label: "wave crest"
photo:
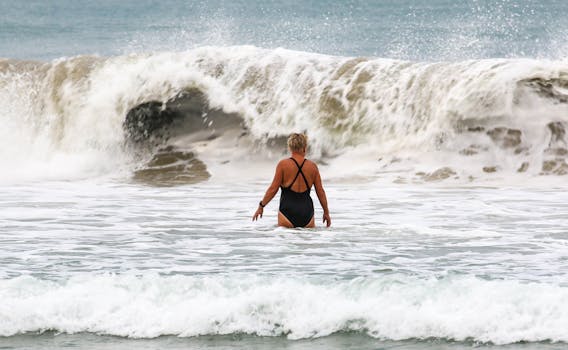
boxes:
[2,274,567,344]
[1,47,568,183]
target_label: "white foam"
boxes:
[1,273,567,344]
[1,47,568,184]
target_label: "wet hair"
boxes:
[287,133,307,152]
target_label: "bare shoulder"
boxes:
[306,159,319,169]
[305,159,320,174]
[276,158,292,171]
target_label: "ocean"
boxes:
[1,0,568,349]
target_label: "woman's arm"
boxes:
[252,162,283,221]
[313,165,331,227]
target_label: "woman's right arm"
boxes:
[313,165,331,227]
[252,161,283,221]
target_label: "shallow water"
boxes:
[2,180,568,346]
[4,181,568,282]
[0,332,564,350]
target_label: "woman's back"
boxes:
[280,157,315,192]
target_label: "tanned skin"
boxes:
[252,147,331,228]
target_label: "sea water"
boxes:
[1,1,568,349]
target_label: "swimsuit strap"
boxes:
[288,157,310,190]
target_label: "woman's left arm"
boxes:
[252,162,283,221]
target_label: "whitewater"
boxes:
[2,1,568,349]
[3,181,568,348]
[2,47,568,184]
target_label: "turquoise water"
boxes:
[1,0,567,60]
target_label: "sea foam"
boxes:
[1,273,567,344]
[1,47,568,183]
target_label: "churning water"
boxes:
[2,1,568,349]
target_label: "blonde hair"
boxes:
[287,133,308,152]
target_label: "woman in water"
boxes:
[252,133,331,228]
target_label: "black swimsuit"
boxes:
[279,158,314,227]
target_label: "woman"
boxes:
[252,133,331,228]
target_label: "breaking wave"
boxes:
[1,273,567,344]
[1,46,568,183]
